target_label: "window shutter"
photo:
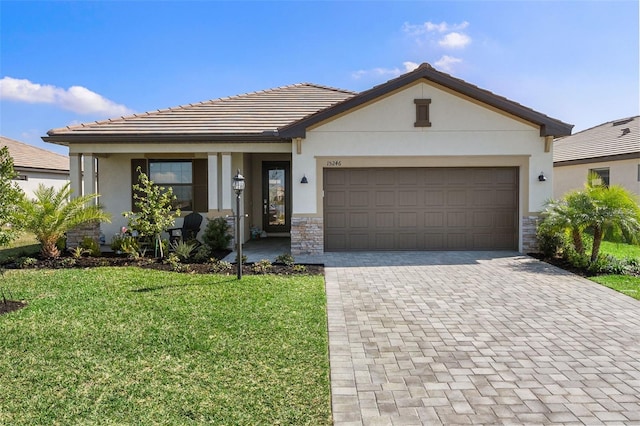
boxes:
[131,159,148,212]
[414,99,432,127]
[193,159,208,213]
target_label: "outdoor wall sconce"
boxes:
[300,175,308,184]
[538,172,547,182]
[232,169,245,279]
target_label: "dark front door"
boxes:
[262,162,291,233]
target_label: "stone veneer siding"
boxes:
[67,221,101,249]
[291,217,323,255]
[522,215,540,253]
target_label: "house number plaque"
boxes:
[326,160,342,167]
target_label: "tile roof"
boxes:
[554,116,640,164]
[44,84,356,143]
[1,136,69,172]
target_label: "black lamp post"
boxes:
[232,169,245,279]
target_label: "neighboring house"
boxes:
[43,63,572,254]
[553,116,640,197]
[1,136,70,199]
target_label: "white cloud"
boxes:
[438,32,471,49]
[352,61,420,80]
[403,21,469,36]
[0,76,133,116]
[435,55,463,72]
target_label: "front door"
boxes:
[262,162,291,233]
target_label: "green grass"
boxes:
[0,268,331,425]
[0,233,39,262]
[599,240,640,260]
[590,274,640,300]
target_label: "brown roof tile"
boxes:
[45,83,356,143]
[1,136,69,172]
[554,116,640,164]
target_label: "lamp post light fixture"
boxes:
[232,169,246,279]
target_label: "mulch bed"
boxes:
[0,300,27,315]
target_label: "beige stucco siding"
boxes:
[16,171,69,200]
[293,81,553,218]
[554,158,640,197]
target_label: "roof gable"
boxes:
[553,115,639,164]
[44,84,355,144]
[1,136,69,172]
[279,63,573,138]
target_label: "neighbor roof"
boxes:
[280,63,573,138]
[1,136,69,172]
[44,84,356,144]
[554,116,640,165]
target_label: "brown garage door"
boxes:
[324,167,518,251]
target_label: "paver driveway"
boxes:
[319,251,640,425]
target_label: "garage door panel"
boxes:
[349,191,369,207]
[398,233,417,249]
[374,233,395,249]
[425,212,444,227]
[324,167,518,251]
[376,191,395,206]
[447,190,467,206]
[425,190,445,206]
[398,212,418,228]
[349,212,369,228]
[326,191,345,208]
[326,212,346,228]
[376,212,395,228]
[349,170,369,185]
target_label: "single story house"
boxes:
[43,63,573,254]
[553,116,639,197]
[1,136,69,199]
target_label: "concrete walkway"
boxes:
[314,252,640,425]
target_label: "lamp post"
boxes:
[232,169,245,279]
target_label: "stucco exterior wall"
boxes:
[15,171,68,200]
[291,81,553,253]
[554,158,640,198]
[293,81,552,214]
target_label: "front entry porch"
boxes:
[223,237,291,263]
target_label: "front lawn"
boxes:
[0,268,331,425]
[590,274,640,300]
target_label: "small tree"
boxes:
[202,217,232,252]
[0,146,24,246]
[123,167,180,258]
[14,183,111,258]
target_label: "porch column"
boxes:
[83,154,97,203]
[221,153,232,210]
[69,154,82,198]
[207,153,219,210]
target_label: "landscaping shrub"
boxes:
[80,236,101,257]
[252,259,273,274]
[171,241,196,262]
[276,253,295,266]
[202,217,232,251]
[192,245,212,263]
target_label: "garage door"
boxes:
[324,167,518,251]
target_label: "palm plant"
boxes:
[584,183,640,262]
[14,183,111,259]
[540,175,640,263]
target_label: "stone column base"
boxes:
[291,217,323,255]
[522,216,540,253]
[67,221,101,249]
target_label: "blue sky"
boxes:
[1,1,638,155]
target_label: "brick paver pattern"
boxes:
[315,251,640,425]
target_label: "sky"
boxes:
[1,0,638,156]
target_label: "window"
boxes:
[414,99,432,127]
[12,174,27,181]
[131,159,208,212]
[589,167,610,187]
[637,164,640,182]
[150,161,193,210]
